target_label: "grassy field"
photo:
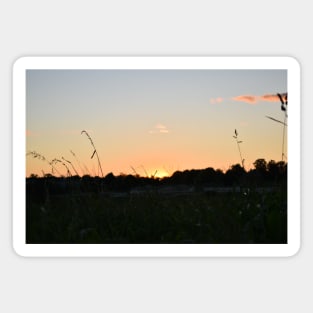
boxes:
[26,181,287,244]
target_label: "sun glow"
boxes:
[150,168,170,179]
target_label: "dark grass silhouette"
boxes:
[26,160,287,244]
[233,129,245,169]
[266,92,288,162]
[81,130,104,177]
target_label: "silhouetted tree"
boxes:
[267,160,280,181]
[253,158,267,172]
[224,164,246,186]
[253,158,268,181]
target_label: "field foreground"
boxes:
[26,179,287,244]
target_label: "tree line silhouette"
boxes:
[27,158,287,201]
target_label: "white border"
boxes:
[13,57,301,257]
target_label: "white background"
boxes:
[1,1,311,312]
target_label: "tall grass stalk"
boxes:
[233,129,245,169]
[70,150,87,176]
[81,130,104,177]
[27,151,62,176]
[62,156,79,176]
[276,93,288,162]
[52,158,72,177]
[281,112,287,162]
[130,166,139,176]
[140,165,149,177]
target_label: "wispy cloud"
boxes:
[232,93,287,104]
[261,93,287,102]
[149,123,170,134]
[210,97,223,104]
[232,95,258,104]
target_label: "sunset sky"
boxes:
[26,69,287,178]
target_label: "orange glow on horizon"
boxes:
[150,168,170,179]
[25,153,260,178]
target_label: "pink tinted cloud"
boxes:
[156,123,167,130]
[232,95,258,104]
[149,123,170,134]
[210,97,223,104]
[261,94,279,102]
[261,93,287,102]
[232,93,287,104]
